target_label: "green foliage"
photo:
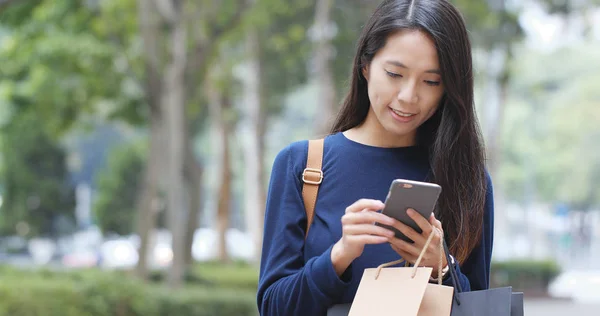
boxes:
[452,0,524,49]
[0,265,257,316]
[93,142,146,235]
[538,0,600,14]
[500,42,600,209]
[190,261,259,290]
[0,111,75,237]
[259,0,315,116]
[330,1,380,100]
[0,0,144,134]
[148,261,259,291]
[491,259,561,293]
[193,262,258,290]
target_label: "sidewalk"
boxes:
[525,299,599,315]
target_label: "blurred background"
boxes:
[0,0,599,315]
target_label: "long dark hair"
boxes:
[331,0,487,263]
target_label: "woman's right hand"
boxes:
[331,199,396,276]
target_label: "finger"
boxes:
[407,208,433,235]
[347,234,389,245]
[343,224,395,238]
[425,228,446,265]
[432,219,443,234]
[345,199,385,213]
[429,213,436,225]
[389,219,423,244]
[342,211,395,226]
[390,244,416,264]
[389,238,421,257]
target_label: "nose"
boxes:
[397,81,418,104]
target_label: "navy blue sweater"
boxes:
[257,132,494,316]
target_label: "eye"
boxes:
[386,71,402,78]
[425,80,441,87]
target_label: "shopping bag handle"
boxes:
[374,228,444,286]
[443,238,462,305]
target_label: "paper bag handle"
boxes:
[374,227,444,286]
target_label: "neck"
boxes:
[344,107,416,148]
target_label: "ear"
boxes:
[361,64,370,82]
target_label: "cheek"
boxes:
[422,91,444,119]
[368,76,395,108]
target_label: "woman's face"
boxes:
[361,29,445,146]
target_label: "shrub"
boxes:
[491,259,561,294]
[148,261,260,291]
[0,265,257,316]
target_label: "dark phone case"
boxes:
[376,179,442,242]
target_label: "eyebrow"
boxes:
[385,60,441,75]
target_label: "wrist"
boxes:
[331,241,355,277]
[431,263,449,279]
[431,254,454,281]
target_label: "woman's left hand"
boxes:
[387,209,447,278]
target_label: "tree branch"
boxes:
[186,1,251,91]
[138,0,163,115]
[209,0,252,40]
[0,0,17,7]
[153,0,177,24]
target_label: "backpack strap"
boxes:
[302,138,324,239]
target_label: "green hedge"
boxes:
[491,259,561,294]
[0,265,257,316]
[147,261,259,291]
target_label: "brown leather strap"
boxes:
[302,138,324,238]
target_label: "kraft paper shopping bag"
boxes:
[417,282,455,316]
[349,228,454,316]
[348,266,432,316]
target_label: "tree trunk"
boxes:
[134,116,165,279]
[257,104,267,221]
[240,12,265,263]
[207,79,232,263]
[135,0,164,280]
[183,129,203,268]
[482,40,512,258]
[483,43,509,179]
[312,0,337,136]
[163,3,188,288]
[216,134,232,263]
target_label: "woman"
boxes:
[257,0,493,315]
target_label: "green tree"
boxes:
[501,42,600,210]
[0,0,143,133]
[93,142,146,236]
[1,111,75,237]
[453,0,523,179]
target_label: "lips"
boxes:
[389,107,417,123]
[391,108,414,117]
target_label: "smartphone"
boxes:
[376,179,442,243]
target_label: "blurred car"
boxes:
[98,238,139,270]
[548,270,600,303]
[61,248,98,268]
[191,228,255,262]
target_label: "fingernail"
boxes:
[407,208,414,215]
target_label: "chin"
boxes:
[384,125,418,141]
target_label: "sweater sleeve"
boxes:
[257,143,351,316]
[445,171,494,291]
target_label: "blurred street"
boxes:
[525,299,600,315]
[1,0,600,315]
